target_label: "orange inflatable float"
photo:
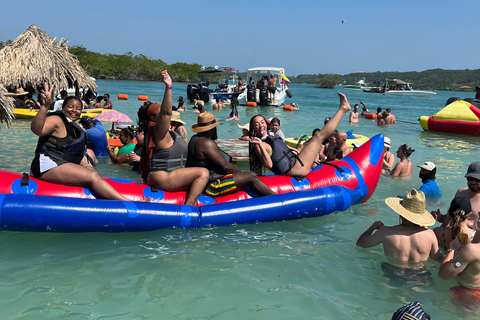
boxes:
[365,113,377,120]
[138,95,149,101]
[283,105,294,111]
[118,94,128,100]
[246,101,257,107]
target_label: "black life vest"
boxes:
[34,111,86,165]
[150,131,187,173]
[264,133,298,175]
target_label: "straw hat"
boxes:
[195,100,205,108]
[191,112,221,132]
[5,88,28,96]
[238,123,250,131]
[385,189,435,226]
[171,111,185,124]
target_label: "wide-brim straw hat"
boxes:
[171,111,185,124]
[385,189,435,227]
[5,88,28,96]
[238,123,250,131]
[195,100,205,108]
[191,112,221,133]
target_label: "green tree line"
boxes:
[2,41,479,90]
[288,69,480,91]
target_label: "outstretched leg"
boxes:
[290,92,351,176]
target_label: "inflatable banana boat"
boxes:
[419,100,480,136]
[0,134,384,232]
[13,108,106,120]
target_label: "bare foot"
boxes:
[337,92,352,113]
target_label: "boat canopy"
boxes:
[246,67,285,74]
[198,67,236,74]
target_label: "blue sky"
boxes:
[0,0,478,76]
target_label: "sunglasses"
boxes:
[467,177,480,182]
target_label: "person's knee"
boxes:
[198,168,209,181]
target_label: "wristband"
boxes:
[166,86,173,89]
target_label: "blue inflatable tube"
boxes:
[0,185,361,233]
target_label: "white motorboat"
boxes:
[342,79,368,90]
[186,67,244,104]
[237,67,292,106]
[383,79,436,98]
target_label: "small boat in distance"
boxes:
[342,79,368,90]
[186,67,244,104]
[237,67,292,106]
[382,79,436,98]
[362,81,385,93]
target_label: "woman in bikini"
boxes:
[382,137,395,175]
[390,144,414,177]
[434,197,477,252]
[248,92,351,176]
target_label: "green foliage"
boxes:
[316,74,339,89]
[68,46,203,82]
[0,39,12,49]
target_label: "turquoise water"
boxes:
[0,80,479,319]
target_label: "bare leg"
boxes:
[290,92,351,176]
[148,167,209,205]
[41,163,130,200]
[232,172,276,196]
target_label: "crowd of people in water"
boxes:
[24,70,480,314]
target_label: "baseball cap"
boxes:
[448,197,471,215]
[417,162,435,171]
[465,162,480,180]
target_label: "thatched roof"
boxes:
[0,84,15,128]
[0,25,96,92]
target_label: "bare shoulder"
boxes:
[455,187,469,197]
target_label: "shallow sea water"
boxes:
[0,80,479,319]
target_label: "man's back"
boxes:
[381,225,439,264]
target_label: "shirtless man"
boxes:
[349,104,359,123]
[335,131,351,157]
[212,98,225,110]
[357,189,443,267]
[386,107,396,124]
[439,239,480,306]
[433,162,480,231]
[268,74,278,104]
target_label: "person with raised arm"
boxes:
[138,70,209,206]
[30,83,132,201]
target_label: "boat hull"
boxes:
[383,90,436,98]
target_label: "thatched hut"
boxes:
[0,84,15,128]
[0,25,96,94]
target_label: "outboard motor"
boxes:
[259,88,269,105]
[197,84,210,103]
[247,87,256,102]
[187,84,198,103]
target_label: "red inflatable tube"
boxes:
[0,135,384,206]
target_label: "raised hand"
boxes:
[39,82,54,107]
[161,70,172,87]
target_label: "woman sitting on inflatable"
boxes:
[248,92,351,176]
[30,83,133,201]
[138,70,209,206]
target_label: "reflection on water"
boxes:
[0,83,479,319]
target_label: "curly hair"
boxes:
[450,208,470,241]
[137,104,150,134]
[248,114,267,175]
